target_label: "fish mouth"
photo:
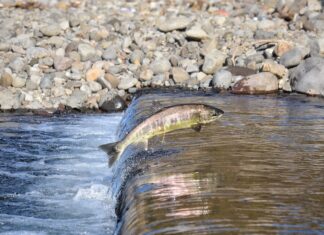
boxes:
[212,108,224,117]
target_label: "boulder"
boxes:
[290,57,324,96]
[232,72,279,94]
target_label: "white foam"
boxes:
[73,184,109,201]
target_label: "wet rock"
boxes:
[118,75,138,90]
[212,70,232,89]
[202,49,226,74]
[100,95,126,112]
[66,90,88,109]
[0,88,21,109]
[262,59,288,78]
[290,57,324,96]
[280,48,303,68]
[78,43,96,61]
[40,25,61,37]
[0,70,13,87]
[150,59,171,75]
[157,16,191,32]
[172,67,189,84]
[232,72,279,94]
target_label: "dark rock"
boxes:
[100,95,126,112]
[279,48,303,68]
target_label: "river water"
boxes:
[0,92,324,235]
[0,114,122,235]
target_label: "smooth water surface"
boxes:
[0,114,122,235]
[115,92,324,235]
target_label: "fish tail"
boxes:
[99,142,120,167]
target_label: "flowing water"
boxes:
[0,91,324,235]
[0,114,122,235]
[113,91,324,235]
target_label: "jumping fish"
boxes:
[100,104,224,166]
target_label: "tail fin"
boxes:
[99,142,120,167]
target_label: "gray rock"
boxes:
[78,43,97,61]
[88,80,102,92]
[39,57,54,67]
[150,59,171,74]
[9,57,26,73]
[290,57,324,96]
[40,75,53,89]
[280,48,303,68]
[232,72,279,94]
[130,49,144,64]
[0,88,21,110]
[104,74,119,88]
[212,70,232,89]
[202,49,226,74]
[118,75,138,90]
[102,46,117,60]
[26,80,38,90]
[157,16,191,32]
[12,75,27,88]
[172,67,189,84]
[40,25,61,37]
[151,74,165,86]
[66,90,88,109]
[54,56,72,71]
[27,47,49,61]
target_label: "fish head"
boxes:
[200,105,224,122]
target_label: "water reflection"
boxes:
[115,92,324,234]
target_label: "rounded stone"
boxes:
[150,59,171,75]
[212,70,232,89]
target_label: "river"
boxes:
[0,91,324,234]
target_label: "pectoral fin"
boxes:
[192,124,202,132]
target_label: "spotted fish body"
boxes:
[100,104,224,166]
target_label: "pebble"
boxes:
[151,74,165,87]
[140,68,153,81]
[66,90,88,109]
[78,43,97,61]
[202,49,226,74]
[212,70,232,89]
[12,75,27,88]
[172,67,190,84]
[150,59,171,75]
[0,88,20,110]
[40,24,61,37]
[104,73,120,88]
[9,57,26,73]
[130,49,144,65]
[86,68,103,81]
[185,26,208,40]
[40,75,53,89]
[0,71,13,87]
[102,46,117,60]
[157,16,191,32]
[88,80,102,92]
[54,56,72,71]
[274,41,294,57]
[118,75,138,90]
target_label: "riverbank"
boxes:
[0,0,323,112]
